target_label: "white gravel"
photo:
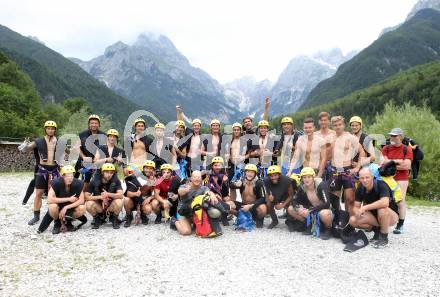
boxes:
[0,173,439,297]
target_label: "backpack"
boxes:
[235,210,254,232]
[368,164,403,203]
[191,194,220,238]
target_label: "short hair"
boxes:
[331,115,345,124]
[242,116,253,123]
[318,112,330,120]
[303,117,315,124]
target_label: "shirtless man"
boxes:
[314,112,336,175]
[225,123,254,180]
[201,119,222,166]
[273,117,300,174]
[128,118,153,168]
[328,116,364,215]
[230,164,267,228]
[288,117,326,177]
[19,121,61,225]
[149,123,176,170]
[349,116,376,167]
[255,120,277,178]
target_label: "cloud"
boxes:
[1,0,418,83]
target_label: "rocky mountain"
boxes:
[223,76,272,117]
[301,9,440,110]
[0,24,141,130]
[72,33,243,123]
[380,0,440,36]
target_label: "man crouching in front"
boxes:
[85,163,124,229]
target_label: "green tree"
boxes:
[367,103,440,200]
[60,106,113,135]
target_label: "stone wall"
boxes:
[0,142,35,172]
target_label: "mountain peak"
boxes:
[104,41,128,57]
[407,0,440,20]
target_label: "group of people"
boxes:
[18,98,414,249]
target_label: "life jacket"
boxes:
[191,194,219,238]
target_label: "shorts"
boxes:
[370,206,399,221]
[35,165,59,190]
[329,166,354,191]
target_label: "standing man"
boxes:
[128,118,153,168]
[349,116,376,167]
[19,121,61,225]
[328,116,364,216]
[288,117,326,178]
[75,115,106,191]
[381,128,413,234]
[273,117,301,175]
[242,97,271,134]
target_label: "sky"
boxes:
[1,0,418,83]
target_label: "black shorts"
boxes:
[329,167,354,191]
[371,207,399,221]
[35,165,59,190]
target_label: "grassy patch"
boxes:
[407,196,440,207]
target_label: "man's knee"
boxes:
[256,204,267,217]
[86,201,97,215]
[124,197,133,209]
[73,205,86,218]
[349,215,358,227]
[48,204,59,219]
[111,199,123,214]
[142,204,152,214]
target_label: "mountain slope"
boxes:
[302,9,440,110]
[0,24,141,129]
[73,33,243,123]
[271,60,440,130]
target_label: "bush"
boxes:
[367,102,440,200]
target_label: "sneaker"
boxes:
[52,220,61,234]
[169,217,177,230]
[372,237,389,249]
[65,221,77,232]
[28,212,40,225]
[370,231,380,242]
[393,225,404,234]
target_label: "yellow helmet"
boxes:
[154,123,165,129]
[192,118,202,126]
[88,114,101,123]
[134,118,146,127]
[232,122,242,130]
[210,119,221,126]
[300,167,316,178]
[160,163,173,171]
[290,173,301,186]
[258,120,270,128]
[244,164,258,173]
[44,120,57,129]
[101,163,116,172]
[142,160,156,169]
[106,129,119,138]
[349,116,363,127]
[60,165,75,176]
[281,117,293,125]
[211,156,224,164]
[267,165,281,175]
[176,120,185,128]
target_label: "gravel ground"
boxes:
[0,173,439,297]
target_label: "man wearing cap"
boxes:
[381,128,413,234]
[225,122,255,180]
[255,120,277,178]
[350,116,376,167]
[85,163,124,229]
[75,115,106,191]
[179,118,203,175]
[230,164,267,228]
[287,167,333,239]
[19,120,61,225]
[264,165,295,229]
[288,117,326,178]
[47,165,87,234]
[348,167,399,248]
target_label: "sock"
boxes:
[397,219,405,228]
[33,210,40,218]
